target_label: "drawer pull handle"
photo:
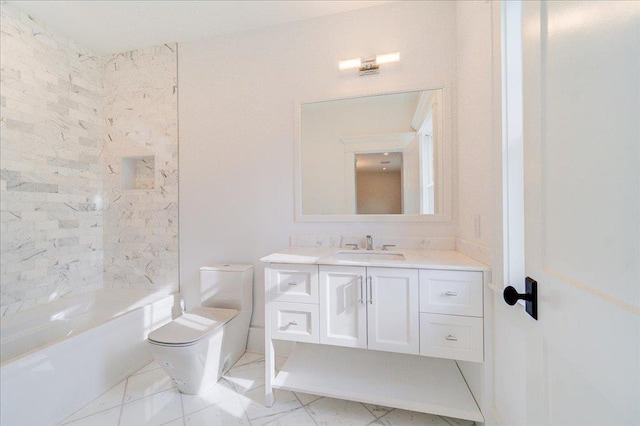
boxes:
[358,276,364,304]
[288,282,297,286]
[445,291,458,296]
[288,321,298,326]
[368,276,373,304]
[445,335,458,341]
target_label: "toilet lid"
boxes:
[148,307,237,346]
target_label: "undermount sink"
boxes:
[334,251,405,261]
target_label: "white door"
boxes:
[319,266,367,348]
[494,1,640,425]
[367,267,419,355]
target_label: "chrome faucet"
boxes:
[366,235,373,251]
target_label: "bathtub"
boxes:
[0,289,175,426]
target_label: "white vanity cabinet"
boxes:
[262,248,488,423]
[268,264,319,343]
[319,266,419,355]
[418,269,484,362]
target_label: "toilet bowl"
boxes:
[147,264,253,395]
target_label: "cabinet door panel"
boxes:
[367,267,419,355]
[319,266,367,348]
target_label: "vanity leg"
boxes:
[265,337,275,407]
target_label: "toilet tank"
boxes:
[199,264,253,322]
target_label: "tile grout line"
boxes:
[369,406,398,425]
[361,402,394,420]
[58,379,130,425]
[179,392,186,426]
[116,375,129,426]
[293,393,319,426]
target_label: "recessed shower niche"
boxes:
[121,155,156,190]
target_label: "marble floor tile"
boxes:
[371,409,475,426]
[159,419,184,426]
[293,391,323,406]
[61,406,121,426]
[251,406,316,426]
[59,352,477,426]
[183,397,249,425]
[132,360,162,376]
[224,359,266,394]
[238,386,302,422]
[119,388,183,426]
[123,367,175,404]
[362,403,395,419]
[181,378,241,415]
[306,396,377,425]
[233,352,265,368]
[61,381,126,423]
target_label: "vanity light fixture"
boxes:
[338,52,400,76]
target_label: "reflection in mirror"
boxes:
[300,89,442,216]
[355,152,403,214]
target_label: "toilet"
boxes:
[147,264,253,394]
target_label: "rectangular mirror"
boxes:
[296,87,451,222]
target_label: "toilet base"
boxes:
[148,316,249,395]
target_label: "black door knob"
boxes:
[502,277,538,320]
[503,286,530,305]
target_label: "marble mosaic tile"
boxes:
[101,43,178,294]
[0,3,104,315]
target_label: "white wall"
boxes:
[178,1,459,325]
[455,2,494,264]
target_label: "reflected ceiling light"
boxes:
[338,52,400,76]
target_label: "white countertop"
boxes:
[260,247,490,272]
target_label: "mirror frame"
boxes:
[294,85,453,223]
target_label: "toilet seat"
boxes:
[148,306,237,347]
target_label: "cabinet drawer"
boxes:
[419,270,483,317]
[270,302,319,343]
[419,313,483,362]
[269,264,318,303]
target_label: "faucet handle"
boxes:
[381,244,396,251]
[344,243,359,250]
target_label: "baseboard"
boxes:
[247,326,294,357]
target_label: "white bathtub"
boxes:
[0,289,175,426]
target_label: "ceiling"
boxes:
[356,152,403,173]
[6,1,392,55]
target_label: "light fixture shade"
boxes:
[339,58,362,70]
[375,52,400,65]
[338,52,400,76]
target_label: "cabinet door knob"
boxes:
[445,335,458,341]
[445,291,458,296]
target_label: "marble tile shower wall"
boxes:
[101,44,179,293]
[0,4,104,315]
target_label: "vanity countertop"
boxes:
[260,247,490,272]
